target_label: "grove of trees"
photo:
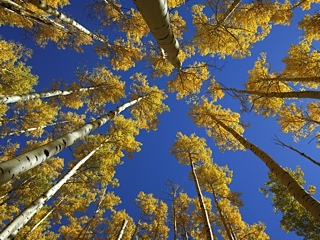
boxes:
[0,0,320,239]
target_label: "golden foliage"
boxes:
[130,73,169,131]
[167,62,210,99]
[170,132,212,165]
[0,39,38,95]
[247,53,291,117]
[189,98,245,151]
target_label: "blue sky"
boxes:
[1,0,320,239]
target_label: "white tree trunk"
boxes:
[0,86,99,104]
[23,198,64,238]
[1,0,69,32]
[213,117,320,221]
[29,0,109,45]
[0,139,108,239]
[0,97,142,185]
[0,121,68,138]
[116,219,128,240]
[190,159,215,240]
[133,0,181,69]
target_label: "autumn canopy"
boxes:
[0,0,320,239]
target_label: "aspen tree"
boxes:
[29,0,108,45]
[260,166,320,238]
[133,0,182,69]
[0,98,141,184]
[0,138,109,239]
[196,161,269,239]
[174,192,192,239]
[105,210,135,240]
[132,192,170,239]
[171,133,215,240]
[189,99,320,221]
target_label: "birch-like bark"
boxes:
[0,85,101,104]
[223,88,320,99]
[0,97,142,185]
[133,0,181,69]
[29,0,109,45]
[23,198,64,239]
[212,190,236,240]
[116,219,128,240]
[0,139,109,239]
[189,158,215,240]
[0,0,69,32]
[0,121,68,138]
[213,116,320,221]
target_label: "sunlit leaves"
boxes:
[170,132,212,165]
[189,98,245,151]
[281,41,320,89]
[246,53,291,117]
[192,2,273,58]
[299,13,320,42]
[167,62,211,100]
[130,73,169,131]
[95,38,144,71]
[135,192,170,239]
[0,39,38,95]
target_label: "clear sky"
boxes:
[1,0,320,239]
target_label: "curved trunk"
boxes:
[133,0,181,69]
[29,0,109,45]
[0,139,109,239]
[189,159,215,240]
[0,97,142,185]
[213,116,320,221]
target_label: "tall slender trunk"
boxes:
[29,0,109,45]
[0,85,101,104]
[213,116,320,221]
[223,88,320,99]
[0,121,68,138]
[0,139,109,240]
[116,219,128,240]
[0,0,69,32]
[133,0,181,69]
[75,186,108,239]
[0,97,142,185]
[189,157,215,240]
[22,198,64,239]
[212,190,237,240]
